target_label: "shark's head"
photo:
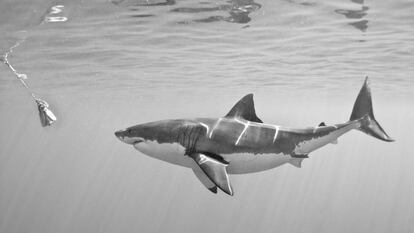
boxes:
[114,120,190,166]
[114,120,186,146]
[115,125,147,145]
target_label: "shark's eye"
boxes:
[127,129,132,134]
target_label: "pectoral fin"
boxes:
[190,153,233,196]
[192,164,217,194]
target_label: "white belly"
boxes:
[133,141,194,167]
[223,153,292,174]
[133,141,292,174]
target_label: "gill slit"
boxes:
[180,125,203,155]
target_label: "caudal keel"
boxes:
[294,121,360,155]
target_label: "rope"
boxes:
[2,39,57,127]
[2,39,37,99]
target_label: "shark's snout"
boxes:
[115,129,127,142]
[114,128,145,145]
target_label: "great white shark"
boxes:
[115,77,393,196]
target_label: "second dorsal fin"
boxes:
[318,122,326,126]
[225,94,263,123]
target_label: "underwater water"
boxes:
[0,0,413,232]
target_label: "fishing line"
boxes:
[2,38,57,127]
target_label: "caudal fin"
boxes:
[350,77,394,142]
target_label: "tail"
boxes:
[350,77,394,142]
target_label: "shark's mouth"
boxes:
[133,139,144,145]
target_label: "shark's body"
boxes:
[131,118,356,174]
[115,78,393,195]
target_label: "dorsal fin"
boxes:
[318,122,326,127]
[225,94,263,123]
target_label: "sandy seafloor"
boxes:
[0,0,413,232]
